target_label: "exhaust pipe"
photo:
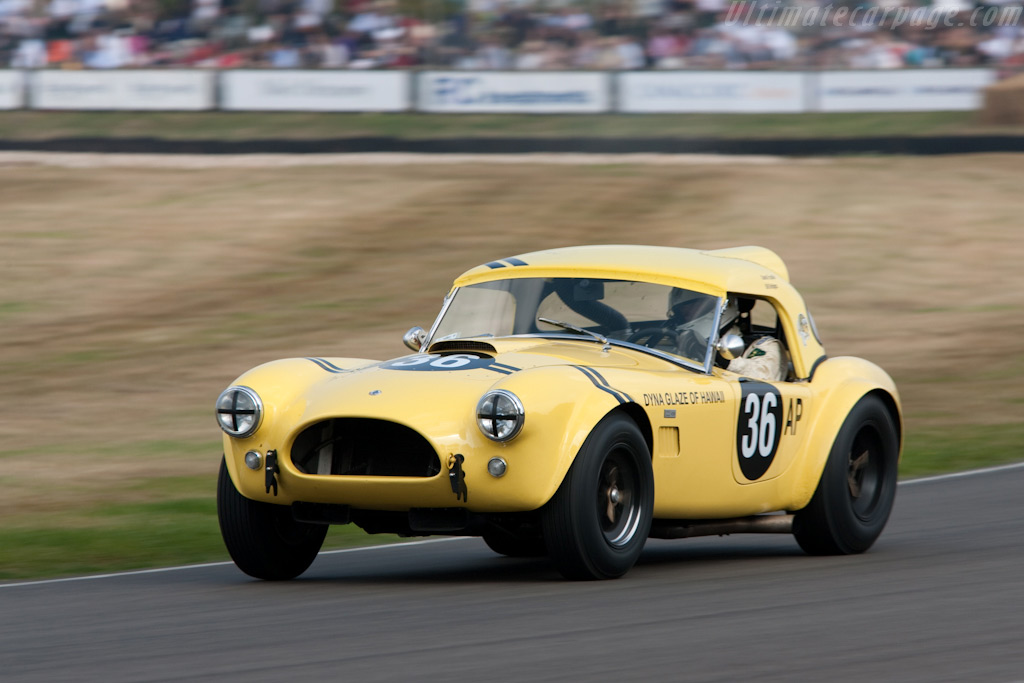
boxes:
[650,514,794,539]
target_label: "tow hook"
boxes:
[448,453,467,503]
[265,450,279,496]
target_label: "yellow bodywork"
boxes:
[220,245,901,521]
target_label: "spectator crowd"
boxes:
[1,0,1023,70]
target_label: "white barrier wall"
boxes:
[419,72,611,113]
[619,72,806,114]
[31,70,215,110]
[221,70,409,112]
[0,70,25,110]
[815,69,996,112]
[2,68,1001,113]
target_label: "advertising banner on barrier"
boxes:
[619,72,805,113]
[815,69,995,112]
[31,70,214,110]
[0,71,25,110]
[419,72,610,113]
[221,70,409,112]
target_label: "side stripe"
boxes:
[572,366,632,404]
[588,367,634,403]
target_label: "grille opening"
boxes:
[291,418,441,478]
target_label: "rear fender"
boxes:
[785,357,903,510]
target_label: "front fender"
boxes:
[785,356,903,510]
[219,357,377,491]
[483,365,629,510]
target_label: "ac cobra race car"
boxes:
[216,245,901,580]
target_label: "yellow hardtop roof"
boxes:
[454,245,790,295]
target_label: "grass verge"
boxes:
[0,478,388,581]
[901,423,1024,478]
[2,110,1024,141]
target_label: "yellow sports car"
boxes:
[216,245,901,580]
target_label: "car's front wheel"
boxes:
[482,527,546,558]
[542,413,654,580]
[217,457,327,580]
[793,395,899,555]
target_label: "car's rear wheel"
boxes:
[793,395,899,555]
[217,457,327,580]
[542,413,653,580]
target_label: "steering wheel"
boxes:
[626,327,680,350]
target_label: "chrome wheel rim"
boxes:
[597,449,642,548]
[848,425,884,520]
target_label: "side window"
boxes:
[732,296,779,341]
[748,299,779,337]
[731,297,793,382]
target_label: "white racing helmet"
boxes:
[667,288,715,321]
[667,289,738,334]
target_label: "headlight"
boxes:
[476,390,524,442]
[216,386,263,438]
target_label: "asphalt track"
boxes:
[4,465,1024,683]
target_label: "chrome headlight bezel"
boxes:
[476,390,525,442]
[216,385,263,438]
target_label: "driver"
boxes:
[667,289,787,381]
[724,295,787,382]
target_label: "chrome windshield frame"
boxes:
[423,289,459,350]
[701,298,727,373]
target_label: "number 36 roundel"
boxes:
[736,381,783,481]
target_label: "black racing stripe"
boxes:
[573,366,626,405]
[491,362,521,373]
[306,357,347,374]
[503,257,528,267]
[485,261,505,269]
[317,358,349,373]
[581,366,634,403]
[483,366,513,375]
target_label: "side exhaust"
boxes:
[650,514,794,539]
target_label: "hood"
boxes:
[287,337,661,428]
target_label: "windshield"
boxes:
[429,277,723,366]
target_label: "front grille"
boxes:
[290,418,441,478]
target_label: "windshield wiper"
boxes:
[537,317,611,351]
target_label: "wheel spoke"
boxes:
[847,449,869,498]
[604,464,621,524]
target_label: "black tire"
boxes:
[482,528,546,558]
[542,413,654,580]
[793,395,899,555]
[217,457,327,580]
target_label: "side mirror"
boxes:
[716,334,746,361]
[403,326,427,352]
